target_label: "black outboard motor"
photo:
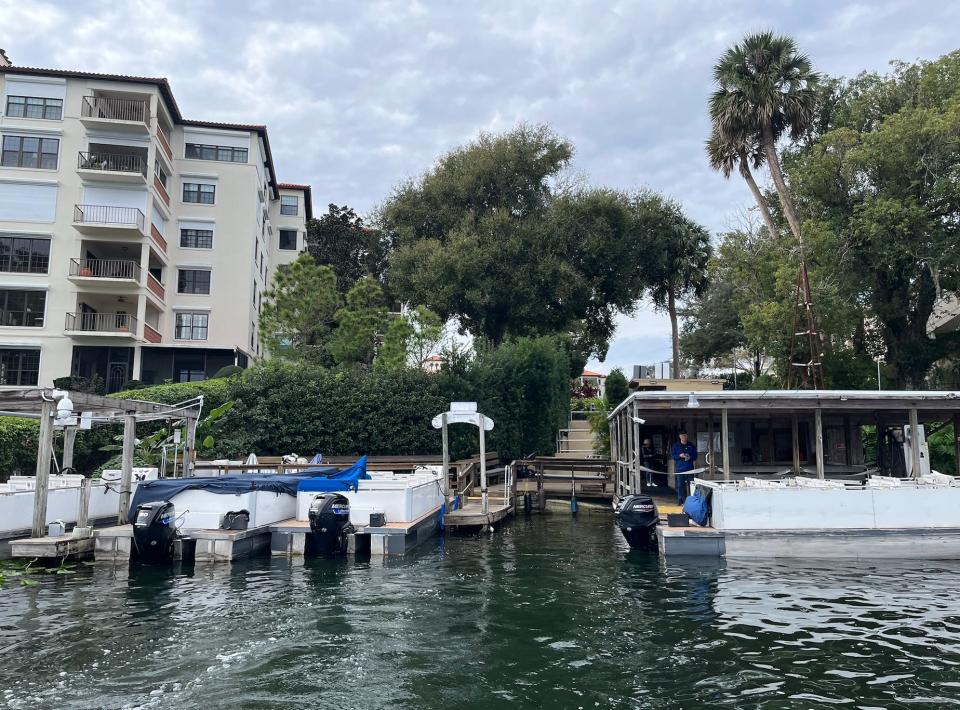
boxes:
[308,494,354,555]
[132,500,177,563]
[615,494,659,550]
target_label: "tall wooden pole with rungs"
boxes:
[787,260,824,390]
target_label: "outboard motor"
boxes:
[132,500,177,563]
[615,494,659,550]
[308,494,354,555]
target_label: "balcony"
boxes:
[143,323,162,343]
[156,126,173,161]
[77,151,147,183]
[68,258,141,286]
[73,205,146,238]
[146,273,165,301]
[80,96,149,133]
[65,312,139,338]
[153,175,170,206]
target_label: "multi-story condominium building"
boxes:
[0,52,311,391]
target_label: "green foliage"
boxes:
[258,253,341,365]
[305,204,391,293]
[380,124,660,360]
[928,424,957,475]
[111,377,233,411]
[585,397,611,458]
[53,375,105,395]
[212,365,244,379]
[376,316,414,371]
[604,368,630,408]
[0,418,40,481]
[329,277,387,367]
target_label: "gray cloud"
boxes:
[2,0,957,375]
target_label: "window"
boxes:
[182,182,215,204]
[154,161,168,188]
[177,269,211,294]
[0,236,49,273]
[175,312,208,340]
[5,96,62,120]
[185,143,247,163]
[0,289,45,327]
[1,135,59,169]
[180,228,213,249]
[173,350,206,382]
[0,348,40,385]
[279,229,297,250]
[280,195,298,215]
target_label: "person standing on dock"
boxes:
[670,432,698,505]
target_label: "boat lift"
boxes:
[432,401,495,514]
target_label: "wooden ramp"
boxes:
[445,497,512,529]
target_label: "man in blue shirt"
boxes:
[670,432,698,505]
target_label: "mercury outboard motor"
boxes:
[132,500,177,563]
[308,494,354,555]
[615,494,659,550]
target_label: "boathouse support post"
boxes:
[954,414,960,479]
[119,414,136,524]
[77,477,91,529]
[791,414,800,475]
[909,407,921,478]
[632,403,642,493]
[478,412,488,515]
[31,400,55,538]
[707,415,715,478]
[441,412,450,508]
[814,408,825,479]
[62,427,77,470]
[184,415,197,478]
[721,407,731,482]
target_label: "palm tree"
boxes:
[647,204,712,379]
[708,31,820,247]
[706,127,779,239]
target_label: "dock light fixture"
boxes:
[50,389,74,425]
[687,392,700,408]
[632,417,646,425]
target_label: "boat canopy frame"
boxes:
[608,390,960,500]
[0,387,203,537]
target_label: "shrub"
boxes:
[52,375,105,395]
[212,365,244,379]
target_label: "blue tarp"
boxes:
[297,457,370,493]
[126,459,365,523]
[682,489,710,527]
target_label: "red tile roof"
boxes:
[581,369,605,378]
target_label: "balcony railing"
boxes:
[77,151,147,176]
[149,223,168,252]
[143,323,162,343]
[147,273,165,300]
[153,175,170,206]
[69,258,141,281]
[81,96,148,124]
[65,312,138,334]
[74,204,146,231]
[156,126,173,160]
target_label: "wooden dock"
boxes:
[444,497,513,529]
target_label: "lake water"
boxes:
[2,515,960,709]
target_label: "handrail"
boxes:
[69,258,141,281]
[143,323,161,343]
[78,151,147,176]
[81,95,148,124]
[147,273,165,300]
[156,125,173,160]
[74,204,145,231]
[65,311,138,333]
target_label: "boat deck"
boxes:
[444,498,512,529]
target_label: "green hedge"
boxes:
[0,336,574,475]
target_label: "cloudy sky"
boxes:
[3,0,958,375]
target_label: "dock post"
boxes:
[31,400,55,538]
[63,427,77,470]
[791,414,800,475]
[707,415,715,478]
[119,414,136,524]
[632,402,641,492]
[909,407,921,478]
[814,408,825,479]
[954,414,960,478]
[478,413,488,515]
[184,416,198,478]
[77,477,91,529]
[721,407,731,482]
[441,412,450,509]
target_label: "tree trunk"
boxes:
[760,126,804,249]
[737,151,779,238]
[668,288,680,379]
